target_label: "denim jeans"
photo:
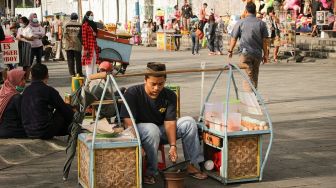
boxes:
[137,116,204,176]
[191,32,199,54]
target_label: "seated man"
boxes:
[0,69,27,138]
[120,62,207,185]
[21,63,74,139]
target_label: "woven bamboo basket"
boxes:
[227,135,260,180]
[78,138,139,188]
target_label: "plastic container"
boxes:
[204,103,223,129]
[222,113,241,132]
[223,99,241,113]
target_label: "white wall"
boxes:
[15,7,43,21]
[41,0,78,16]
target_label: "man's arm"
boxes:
[123,118,133,128]
[261,22,269,64]
[262,38,268,64]
[164,120,177,147]
[228,21,240,58]
[228,38,237,58]
[164,120,177,162]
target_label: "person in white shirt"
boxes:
[16,17,34,81]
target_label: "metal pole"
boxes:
[135,0,140,32]
[125,0,128,24]
[116,0,119,22]
[10,0,14,17]
[6,0,9,17]
[78,0,82,23]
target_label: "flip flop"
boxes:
[189,171,208,180]
[143,175,156,185]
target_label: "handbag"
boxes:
[196,29,204,39]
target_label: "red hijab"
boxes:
[0,69,25,120]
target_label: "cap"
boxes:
[99,61,113,72]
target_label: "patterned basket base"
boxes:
[228,135,259,180]
[78,140,138,188]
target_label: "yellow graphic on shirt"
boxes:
[159,108,166,113]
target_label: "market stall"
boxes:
[278,10,297,59]
[75,63,273,187]
[197,64,273,184]
[77,72,142,188]
[156,30,179,51]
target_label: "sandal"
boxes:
[187,164,208,180]
[189,171,208,180]
[143,175,156,185]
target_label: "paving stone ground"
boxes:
[0,46,335,188]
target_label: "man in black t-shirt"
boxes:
[120,63,207,185]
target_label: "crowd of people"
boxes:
[0,10,103,139]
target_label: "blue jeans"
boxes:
[191,32,199,54]
[137,116,204,176]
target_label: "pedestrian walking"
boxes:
[190,18,200,55]
[228,2,268,91]
[207,15,216,55]
[262,7,280,63]
[214,16,225,55]
[81,11,99,77]
[63,13,83,77]
[172,18,181,51]
[28,13,45,66]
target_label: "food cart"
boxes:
[198,64,273,184]
[77,72,142,188]
[97,29,133,74]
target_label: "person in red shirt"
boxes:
[199,3,208,22]
[81,11,100,77]
[173,5,182,23]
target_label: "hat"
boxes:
[70,13,78,20]
[99,61,113,72]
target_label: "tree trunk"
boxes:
[144,0,153,20]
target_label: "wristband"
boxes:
[228,50,233,53]
[170,145,176,148]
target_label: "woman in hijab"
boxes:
[28,13,45,66]
[81,11,100,77]
[0,69,26,138]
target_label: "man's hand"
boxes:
[168,145,178,162]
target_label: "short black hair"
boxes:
[246,2,257,15]
[145,62,167,79]
[203,3,208,6]
[56,15,60,19]
[267,6,274,14]
[31,63,49,81]
[21,16,29,25]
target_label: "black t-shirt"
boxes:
[120,84,177,125]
